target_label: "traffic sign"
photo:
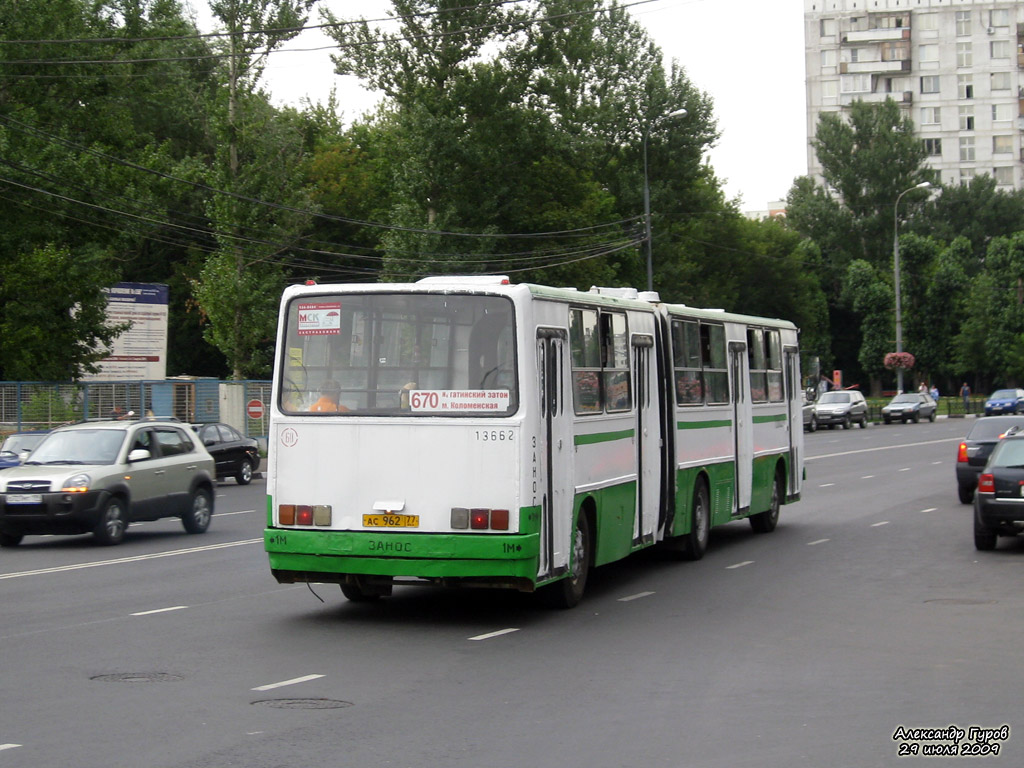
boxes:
[246,399,265,419]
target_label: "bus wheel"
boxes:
[340,577,392,602]
[679,481,710,560]
[541,512,591,609]
[750,471,782,533]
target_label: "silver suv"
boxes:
[0,420,215,547]
[813,390,869,429]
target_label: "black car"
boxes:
[974,428,1024,550]
[191,423,260,485]
[955,415,1024,503]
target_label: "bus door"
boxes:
[784,345,801,495]
[537,328,571,580]
[729,340,752,516]
[632,334,658,547]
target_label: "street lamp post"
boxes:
[893,181,931,394]
[643,108,687,292]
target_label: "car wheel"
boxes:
[678,481,710,560]
[957,484,974,505]
[974,516,997,551]
[541,510,591,609]
[808,415,817,433]
[842,415,852,430]
[235,458,253,485]
[858,414,868,428]
[93,497,128,545]
[912,413,920,423]
[750,470,782,533]
[182,487,212,534]
[0,532,24,547]
[929,410,936,422]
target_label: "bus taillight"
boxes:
[277,504,332,526]
[471,509,489,529]
[450,507,509,530]
[296,506,314,525]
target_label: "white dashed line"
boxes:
[807,538,830,546]
[819,483,835,488]
[861,475,875,480]
[252,674,325,691]
[618,591,655,602]
[131,606,188,617]
[0,745,22,752]
[871,521,891,527]
[469,628,520,641]
[726,560,754,569]
[920,508,938,513]
[899,467,911,472]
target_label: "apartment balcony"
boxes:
[840,60,911,75]
[843,28,910,43]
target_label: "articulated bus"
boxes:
[265,276,803,607]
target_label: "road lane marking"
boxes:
[0,538,263,581]
[921,508,937,513]
[726,560,754,569]
[806,436,959,462]
[807,538,830,546]
[252,674,324,691]
[861,475,875,479]
[131,606,188,616]
[819,483,835,488]
[618,591,655,602]
[0,745,22,752]
[469,628,520,641]
[871,521,891,527]
[899,467,911,472]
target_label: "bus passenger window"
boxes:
[672,319,703,405]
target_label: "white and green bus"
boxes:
[265,276,803,607]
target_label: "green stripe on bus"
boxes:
[677,419,732,430]
[574,429,635,445]
[753,413,788,424]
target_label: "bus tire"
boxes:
[541,511,591,609]
[344,581,391,606]
[750,470,782,534]
[679,481,710,560]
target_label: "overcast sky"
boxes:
[193,0,809,210]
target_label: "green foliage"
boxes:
[842,259,892,381]
[21,388,81,427]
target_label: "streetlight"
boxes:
[893,180,931,394]
[643,108,687,292]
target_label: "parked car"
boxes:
[973,427,1024,549]
[0,431,48,470]
[813,390,868,429]
[955,415,1024,504]
[0,419,215,547]
[191,422,260,485]
[802,394,818,432]
[881,393,937,424]
[983,388,1024,416]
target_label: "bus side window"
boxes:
[570,308,601,413]
[672,319,703,405]
[701,323,729,404]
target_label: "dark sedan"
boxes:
[955,415,1024,503]
[881,393,936,424]
[974,428,1024,550]
[191,423,260,485]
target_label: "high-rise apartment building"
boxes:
[805,0,1024,190]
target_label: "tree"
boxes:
[842,259,893,394]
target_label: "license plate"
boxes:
[363,513,419,528]
[6,494,42,504]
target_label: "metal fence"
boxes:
[0,379,272,438]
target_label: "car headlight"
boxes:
[63,473,91,493]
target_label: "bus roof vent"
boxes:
[589,286,639,300]
[416,275,510,285]
[637,290,660,303]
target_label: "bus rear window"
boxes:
[279,293,517,416]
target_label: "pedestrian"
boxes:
[930,384,939,403]
[960,382,971,414]
[918,381,928,394]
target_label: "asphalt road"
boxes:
[1,417,1021,768]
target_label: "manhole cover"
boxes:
[91,672,184,683]
[924,598,997,606]
[252,698,353,710]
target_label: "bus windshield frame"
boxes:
[278,291,518,417]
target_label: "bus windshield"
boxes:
[279,292,518,416]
